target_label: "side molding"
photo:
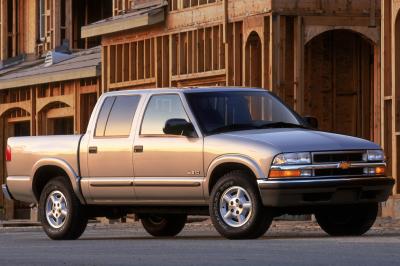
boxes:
[204,154,266,198]
[31,158,86,204]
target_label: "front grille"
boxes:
[312,151,367,177]
[313,152,364,163]
[314,168,364,177]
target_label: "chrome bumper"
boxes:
[2,184,14,200]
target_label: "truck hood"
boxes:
[221,128,381,152]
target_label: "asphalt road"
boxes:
[1,221,400,266]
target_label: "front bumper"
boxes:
[258,177,394,207]
[2,184,14,201]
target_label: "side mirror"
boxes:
[303,116,318,129]
[163,119,197,137]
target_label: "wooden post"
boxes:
[65,0,72,47]
[53,0,61,48]
[293,16,304,114]
[223,0,228,44]
[74,80,80,134]
[269,14,280,92]
[0,0,7,60]
[30,87,37,136]
[391,4,399,194]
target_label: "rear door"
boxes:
[86,95,141,203]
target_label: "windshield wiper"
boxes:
[257,122,310,129]
[209,123,259,134]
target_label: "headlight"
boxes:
[364,150,385,162]
[272,152,311,165]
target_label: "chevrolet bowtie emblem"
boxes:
[338,161,351,170]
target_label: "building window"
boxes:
[7,0,20,58]
[39,0,45,41]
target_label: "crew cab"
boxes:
[2,88,394,240]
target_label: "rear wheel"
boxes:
[141,214,187,237]
[39,177,88,240]
[209,170,273,239]
[315,203,378,236]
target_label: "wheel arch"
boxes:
[31,158,85,204]
[204,155,265,198]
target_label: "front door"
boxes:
[133,94,204,203]
[87,95,141,203]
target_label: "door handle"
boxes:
[134,145,143,153]
[89,146,98,154]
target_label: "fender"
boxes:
[203,154,266,198]
[31,158,86,204]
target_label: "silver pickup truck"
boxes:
[2,87,394,240]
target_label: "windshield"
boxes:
[185,90,305,135]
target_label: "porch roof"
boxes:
[0,47,101,90]
[81,2,167,39]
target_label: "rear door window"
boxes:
[95,95,140,137]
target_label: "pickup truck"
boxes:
[2,87,394,240]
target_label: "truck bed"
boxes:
[6,135,82,202]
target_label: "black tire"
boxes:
[141,214,187,237]
[315,203,378,236]
[39,177,88,240]
[209,170,273,239]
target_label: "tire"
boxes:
[39,177,88,240]
[141,214,187,237]
[315,203,378,236]
[209,170,273,239]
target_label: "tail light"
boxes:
[5,145,11,161]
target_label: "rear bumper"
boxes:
[2,184,14,201]
[258,177,395,207]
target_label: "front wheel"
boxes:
[39,177,88,240]
[209,170,273,239]
[315,203,378,236]
[141,214,187,237]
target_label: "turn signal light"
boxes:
[375,166,386,175]
[269,169,302,178]
[5,145,11,161]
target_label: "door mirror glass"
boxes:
[163,119,196,137]
[303,116,318,129]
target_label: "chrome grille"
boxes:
[312,151,366,177]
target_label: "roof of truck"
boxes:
[104,87,265,96]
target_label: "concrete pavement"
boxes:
[0,218,399,266]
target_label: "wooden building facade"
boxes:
[0,0,109,220]
[1,0,400,219]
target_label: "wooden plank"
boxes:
[108,78,156,90]
[171,69,226,81]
